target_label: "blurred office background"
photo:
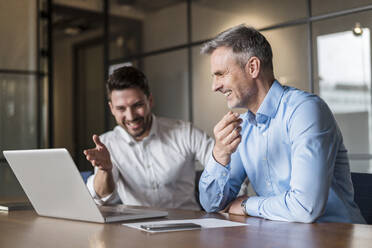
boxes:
[1,0,372,199]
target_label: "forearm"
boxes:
[94,169,115,198]
[199,156,244,212]
[245,188,327,223]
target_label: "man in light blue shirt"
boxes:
[199,24,366,223]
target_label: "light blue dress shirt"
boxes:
[199,81,366,224]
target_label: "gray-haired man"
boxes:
[199,24,365,223]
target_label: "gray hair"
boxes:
[201,24,273,71]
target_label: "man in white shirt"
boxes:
[84,66,214,210]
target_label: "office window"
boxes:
[313,10,372,173]
[0,74,38,151]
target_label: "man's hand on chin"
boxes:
[227,196,249,216]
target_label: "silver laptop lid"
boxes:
[3,148,105,222]
[4,148,168,223]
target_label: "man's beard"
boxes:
[122,115,152,139]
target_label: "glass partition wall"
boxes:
[107,0,372,173]
[312,10,372,173]
[2,0,372,197]
[0,0,50,199]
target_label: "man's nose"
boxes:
[124,108,136,121]
[212,77,222,92]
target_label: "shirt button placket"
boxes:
[263,124,273,193]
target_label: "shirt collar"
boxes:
[115,114,158,144]
[243,80,284,125]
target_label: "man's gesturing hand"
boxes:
[83,135,112,171]
[213,111,242,166]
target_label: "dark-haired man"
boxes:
[84,66,213,210]
[199,24,365,223]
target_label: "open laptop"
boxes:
[3,148,168,223]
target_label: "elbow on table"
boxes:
[285,190,326,223]
[200,202,220,213]
[291,212,318,223]
[203,207,217,213]
[200,198,223,213]
[289,205,324,223]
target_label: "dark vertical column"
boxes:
[36,0,41,148]
[187,0,193,122]
[47,0,54,147]
[307,0,314,93]
[103,0,110,131]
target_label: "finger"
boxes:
[228,135,242,153]
[85,152,105,164]
[88,154,106,165]
[215,112,240,133]
[92,134,105,148]
[223,126,242,145]
[84,149,99,158]
[215,120,242,142]
[84,148,97,156]
[85,154,95,162]
[217,112,238,130]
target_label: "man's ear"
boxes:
[108,101,114,115]
[245,56,260,79]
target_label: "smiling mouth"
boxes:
[223,90,232,97]
[125,119,143,129]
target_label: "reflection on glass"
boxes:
[109,0,187,53]
[316,28,372,173]
[0,74,38,151]
[108,14,142,61]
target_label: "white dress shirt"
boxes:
[87,115,214,210]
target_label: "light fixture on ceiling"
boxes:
[353,22,363,36]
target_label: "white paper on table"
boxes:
[123,218,248,233]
